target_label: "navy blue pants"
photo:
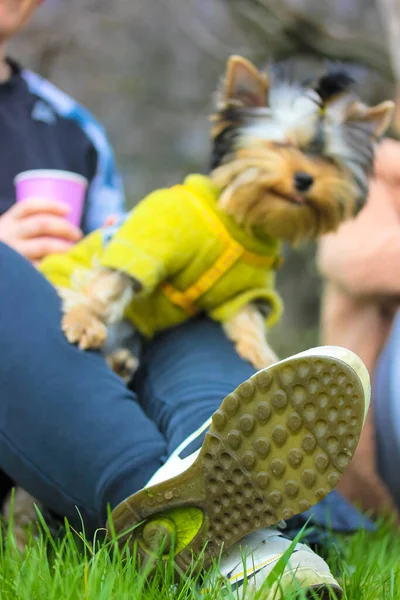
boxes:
[0,243,372,539]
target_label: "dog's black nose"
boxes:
[294,172,314,193]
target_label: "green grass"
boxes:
[0,517,399,600]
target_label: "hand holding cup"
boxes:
[0,197,83,263]
[3,169,88,263]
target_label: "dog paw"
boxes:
[236,341,278,370]
[62,307,107,350]
[106,349,139,383]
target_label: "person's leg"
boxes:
[111,344,371,598]
[135,318,373,539]
[375,310,400,511]
[0,242,167,534]
[135,317,255,459]
[320,282,398,517]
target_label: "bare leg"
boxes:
[223,304,278,369]
[321,281,399,519]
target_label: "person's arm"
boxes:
[79,125,126,235]
[318,174,400,299]
[21,70,127,235]
[318,139,400,521]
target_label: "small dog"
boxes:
[40,55,394,372]
[4,56,394,547]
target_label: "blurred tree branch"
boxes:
[226,0,393,80]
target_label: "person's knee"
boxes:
[142,317,255,382]
[136,317,256,455]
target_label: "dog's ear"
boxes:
[346,100,395,138]
[223,56,268,108]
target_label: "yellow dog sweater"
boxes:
[39,174,283,338]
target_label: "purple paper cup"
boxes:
[14,169,88,227]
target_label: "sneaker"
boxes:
[108,346,370,575]
[203,528,343,599]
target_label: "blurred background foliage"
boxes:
[9,0,399,356]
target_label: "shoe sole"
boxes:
[109,350,368,572]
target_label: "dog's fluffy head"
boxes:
[210,56,394,244]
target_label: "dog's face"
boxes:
[210,57,394,244]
